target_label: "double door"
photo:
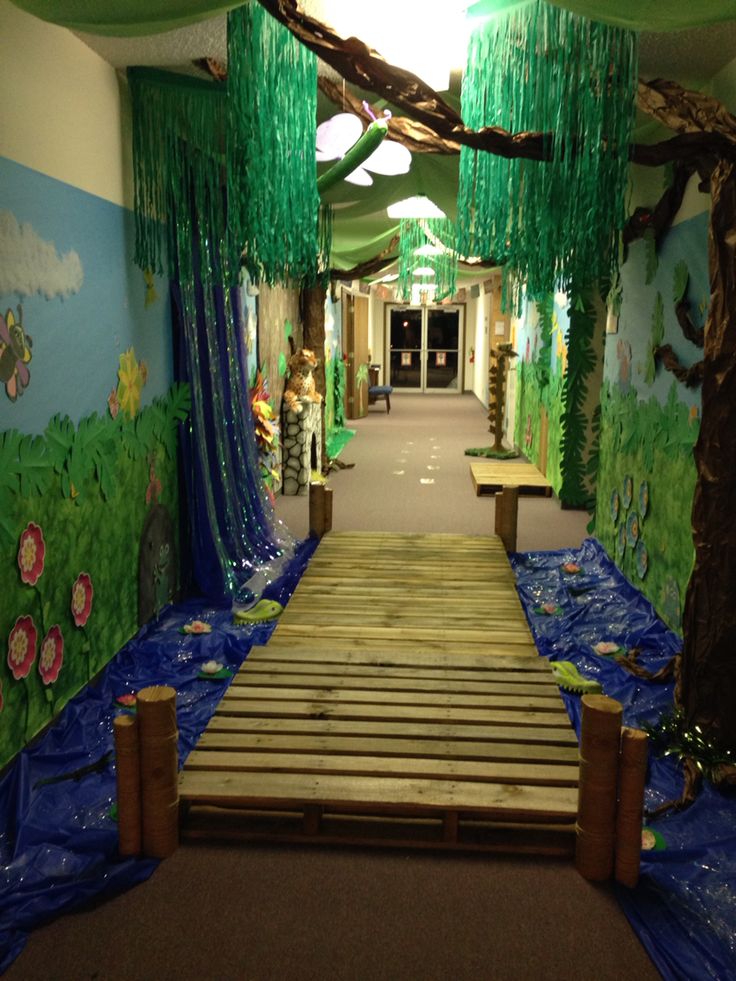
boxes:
[387,304,463,392]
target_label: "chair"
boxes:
[368,365,393,414]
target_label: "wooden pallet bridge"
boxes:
[470,459,553,497]
[179,532,578,853]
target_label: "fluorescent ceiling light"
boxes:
[413,267,436,277]
[311,1,471,92]
[387,195,446,219]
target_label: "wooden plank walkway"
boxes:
[470,460,553,497]
[179,532,578,853]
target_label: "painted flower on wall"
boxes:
[17,522,45,586]
[117,348,143,419]
[71,572,94,627]
[8,615,38,680]
[38,625,64,685]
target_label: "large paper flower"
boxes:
[71,572,94,627]
[8,615,37,680]
[117,348,143,419]
[17,522,45,586]
[39,625,64,685]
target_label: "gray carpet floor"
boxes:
[8,394,659,980]
[276,393,590,550]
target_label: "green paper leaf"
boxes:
[284,319,293,341]
[44,414,75,473]
[278,352,288,377]
[18,434,52,498]
[652,292,665,348]
[672,261,689,305]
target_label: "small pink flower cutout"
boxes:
[17,523,45,586]
[116,693,137,708]
[38,625,64,685]
[201,660,223,675]
[71,572,94,627]
[562,562,581,575]
[540,602,560,615]
[183,620,212,635]
[8,615,38,680]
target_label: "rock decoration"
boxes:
[281,401,322,496]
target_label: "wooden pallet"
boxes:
[470,460,553,497]
[179,533,578,853]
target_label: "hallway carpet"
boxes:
[276,393,590,549]
[8,394,659,980]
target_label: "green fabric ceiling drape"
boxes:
[10,0,736,35]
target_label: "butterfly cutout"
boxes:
[316,111,411,186]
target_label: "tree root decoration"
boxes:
[675,299,704,348]
[616,647,679,683]
[654,345,704,387]
[646,756,702,819]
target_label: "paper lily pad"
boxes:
[639,480,649,519]
[642,827,666,851]
[635,540,649,579]
[626,511,640,547]
[534,602,563,616]
[610,488,620,524]
[622,475,633,509]
[197,667,233,681]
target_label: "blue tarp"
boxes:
[0,537,317,974]
[511,538,736,980]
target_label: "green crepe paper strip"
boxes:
[397,219,458,303]
[317,120,389,194]
[129,68,227,282]
[458,0,637,308]
[466,0,734,31]
[227,1,320,286]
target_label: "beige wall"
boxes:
[0,1,129,206]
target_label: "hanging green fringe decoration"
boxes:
[129,68,227,281]
[457,0,638,308]
[227,0,320,286]
[397,219,458,303]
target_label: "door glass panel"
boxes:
[427,309,459,350]
[390,350,421,388]
[426,350,459,389]
[389,307,423,389]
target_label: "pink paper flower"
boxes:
[540,602,559,615]
[38,625,64,685]
[183,620,212,635]
[594,641,621,656]
[201,660,223,674]
[562,562,581,575]
[116,693,137,707]
[8,615,38,680]
[71,572,94,627]
[17,522,45,586]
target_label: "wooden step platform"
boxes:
[470,460,553,497]
[179,532,578,853]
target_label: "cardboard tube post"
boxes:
[137,685,179,859]
[576,694,623,880]
[494,484,519,552]
[615,727,649,888]
[309,481,328,538]
[114,714,141,857]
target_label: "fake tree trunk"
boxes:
[681,160,736,750]
[301,283,327,471]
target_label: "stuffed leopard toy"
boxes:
[283,348,323,414]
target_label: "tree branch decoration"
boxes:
[650,263,705,388]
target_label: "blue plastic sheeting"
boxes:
[511,538,736,981]
[0,537,317,974]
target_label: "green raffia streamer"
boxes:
[227,1,320,285]
[458,0,638,308]
[397,219,458,303]
[129,68,227,282]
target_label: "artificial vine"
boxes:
[558,288,598,506]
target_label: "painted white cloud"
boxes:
[0,210,84,299]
